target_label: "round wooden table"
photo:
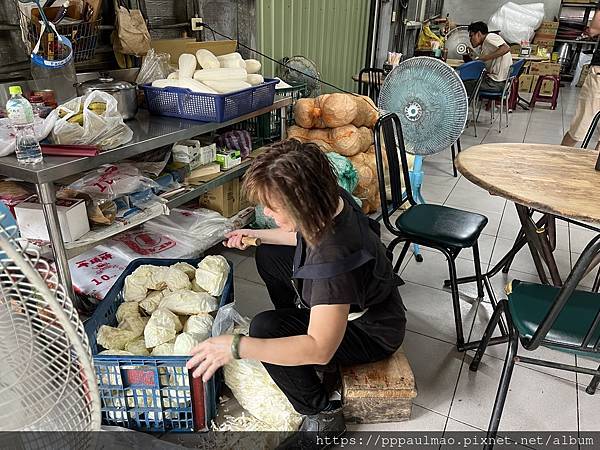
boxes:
[455,143,600,287]
[456,143,600,225]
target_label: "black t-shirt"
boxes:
[295,196,406,353]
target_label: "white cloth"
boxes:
[481,33,512,82]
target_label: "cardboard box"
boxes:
[519,74,535,93]
[238,178,252,210]
[200,179,240,218]
[528,62,560,76]
[151,39,237,65]
[15,197,89,242]
[533,21,559,50]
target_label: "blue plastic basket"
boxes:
[141,79,278,123]
[84,257,234,433]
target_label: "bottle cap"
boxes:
[9,86,22,95]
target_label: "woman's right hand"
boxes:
[223,229,254,250]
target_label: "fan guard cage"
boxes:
[445,26,472,60]
[0,213,100,441]
[276,56,322,98]
[378,57,468,156]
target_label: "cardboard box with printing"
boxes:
[528,62,560,77]
[519,74,535,93]
[533,21,558,49]
[200,178,240,218]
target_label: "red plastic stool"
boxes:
[529,75,560,110]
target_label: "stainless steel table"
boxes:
[0,98,292,299]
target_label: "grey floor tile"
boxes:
[402,331,466,416]
[569,252,598,289]
[347,404,447,432]
[444,186,507,217]
[490,237,572,280]
[232,278,272,319]
[400,281,479,345]
[450,357,578,431]
[575,356,600,432]
[401,249,489,296]
[569,225,599,254]
[417,233,496,266]
[234,255,262,284]
[496,215,570,252]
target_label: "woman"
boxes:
[187,140,406,443]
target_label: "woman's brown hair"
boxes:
[242,139,340,246]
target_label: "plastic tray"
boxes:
[84,257,233,433]
[141,79,278,123]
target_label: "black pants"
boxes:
[249,244,395,415]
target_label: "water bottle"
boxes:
[6,86,43,164]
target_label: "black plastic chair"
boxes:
[374,112,492,351]
[470,235,600,449]
[357,67,384,104]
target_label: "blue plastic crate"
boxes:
[141,79,278,123]
[84,257,233,433]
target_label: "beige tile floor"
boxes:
[215,86,600,438]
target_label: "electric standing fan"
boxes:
[445,26,472,60]
[378,57,468,260]
[0,210,100,446]
[276,56,322,97]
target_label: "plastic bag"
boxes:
[144,208,232,254]
[489,2,545,44]
[136,49,173,85]
[0,116,55,157]
[212,304,303,431]
[49,91,133,150]
[67,164,159,203]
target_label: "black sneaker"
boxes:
[277,404,346,450]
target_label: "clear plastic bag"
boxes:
[49,90,133,149]
[135,49,173,85]
[212,303,250,337]
[144,208,233,253]
[0,116,55,157]
[67,163,160,202]
[489,2,545,44]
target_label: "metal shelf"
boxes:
[0,97,290,300]
[555,38,598,44]
[0,98,292,184]
[561,3,599,8]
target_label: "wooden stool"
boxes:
[341,347,417,424]
[529,75,560,110]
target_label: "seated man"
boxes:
[465,21,512,95]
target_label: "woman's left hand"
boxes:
[186,335,234,382]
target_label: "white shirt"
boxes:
[480,33,512,82]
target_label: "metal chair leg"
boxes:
[586,364,600,395]
[472,242,485,301]
[470,300,509,371]
[472,102,478,138]
[505,94,510,127]
[592,267,600,293]
[451,144,458,177]
[485,325,519,450]
[498,96,503,133]
[446,252,466,350]
[393,241,411,274]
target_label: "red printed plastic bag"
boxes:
[69,247,131,300]
[112,228,199,259]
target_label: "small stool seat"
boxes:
[530,75,560,110]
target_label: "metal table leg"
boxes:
[37,182,75,300]
[515,205,562,286]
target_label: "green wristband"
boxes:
[231,334,243,360]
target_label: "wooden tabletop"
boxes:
[456,143,600,225]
